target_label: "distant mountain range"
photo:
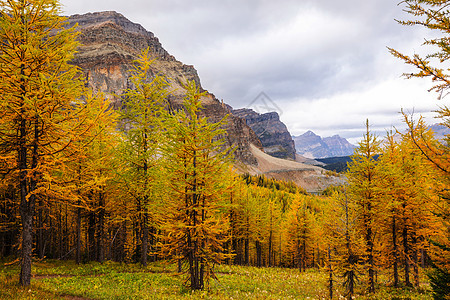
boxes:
[430,124,449,141]
[292,131,356,159]
[230,106,356,160]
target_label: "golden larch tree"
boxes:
[346,120,382,294]
[0,0,84,286]
[160,80,232,290]
[118,49,170,266]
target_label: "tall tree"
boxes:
[0,0,84,286]
[389,1,450,297]
[403,115,449,294]
[160,80,232,290]
[118,49,169,266]
[63,91,118,264]
[377,131,403,287]
[325,188,364,300]
[283,193,311,271]
[346,120,381,293]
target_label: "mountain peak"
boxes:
[301,130,319,137]
[66,11,263,165]
[293,132,355,159]
[232,108,296,160]
[67,11,154,38]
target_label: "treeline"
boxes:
[1,108,448,296]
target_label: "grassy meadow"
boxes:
[0,259,433,299]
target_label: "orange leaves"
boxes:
[390,0,450,97]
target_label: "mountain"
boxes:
[65,11,342,192]
[430,124,449,141]
[231,108,296,160]
[66,11,262,165]
[293,131,356,158]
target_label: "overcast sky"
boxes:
[59,0,444,144]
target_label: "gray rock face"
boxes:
[293,131,355,159]
[68,11,155,38]
[232,108,296,160]
[66,11,262,165]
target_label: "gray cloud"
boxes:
[60,0,441,143]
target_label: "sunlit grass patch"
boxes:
[209,265,329,299]
[0,259,435,299]
[39,271,181,299]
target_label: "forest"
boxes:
[0,0,449,299]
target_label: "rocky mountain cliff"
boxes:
[293,131,356,158]
[64,11,342,192]
[66,11,262,165]
[231,108,296,160]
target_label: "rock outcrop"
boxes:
[231,108,296,160]
[293,131,355,159]
[66,11,262,165]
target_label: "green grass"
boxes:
[0,259,434,299]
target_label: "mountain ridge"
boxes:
[67,11,263,165]
[293,131,356,158]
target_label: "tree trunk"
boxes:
[297,237,302,271]
[268,230,273,267]
[199,257,204,290]
[178,258,182,273]
[328,247,333,300]
[302,236,307,271]
[19,110,39,286]
[76,201,82,264]
[141,212,148,267]
[232,237,239,265]
[392,214,399,288]
[364,208,375,293]
[141,129,149,267]
[244,215,249,266]
[59,204,63,259]
[420,248,425,268]
[150,226,157,262]
[256,240,262,267]
[188,231,195,288]
[19,206,33,286]
[88,211,96,262]
[367,227,375,293]
[37,198,44,259]
[98,192,105,263]
[244,237,249,266]
[134,221,141,263]
[403,225,411,286]
[411,233,419,287]
[64,203,69,259]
